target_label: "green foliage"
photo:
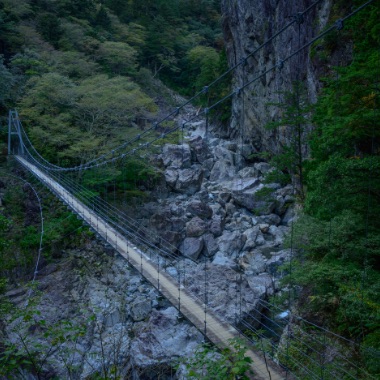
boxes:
[180,338,253,380]
[0,292,86,378]
[265,81,313,199]
[279,4,380,377]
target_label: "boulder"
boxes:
[213,145,236,162]
[239,252,267,274]
[130,298,152,322]
[254,162,272,175]
[175,166,203,195]
[180,237,204,261]
[209,160,236,181]
[238,166,259,178]
[247,274,274,296]
[130,307,202,367]
[150,212,172,231]
[209,216,224,237]
[188,135,210,163]
[217,230,246,257]
[164,168,178,188]
[160,231,182,252]
[162,143,191,168]
[225,177,261,192]
[212,252,235,267]
[266,249,292,276]
[186,201,213,219]
[232,188,276,215]
[186,217,208,237]
[242,226,261,251]
[257,214,282,226]
[202,233,218,257]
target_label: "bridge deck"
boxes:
[17,156,286,380]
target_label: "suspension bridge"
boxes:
[5,0,378,379]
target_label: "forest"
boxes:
[0,0,379,378]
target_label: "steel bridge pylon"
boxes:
[8,110,25,156]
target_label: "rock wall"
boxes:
[221,0,333,155]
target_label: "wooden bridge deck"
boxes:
[17,156,286,380]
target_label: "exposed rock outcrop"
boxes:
[221,0,333,155]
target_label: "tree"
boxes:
[97,41,138,76]
[265,81,313,199]
[180,338,253,380]
[36,12,63,48]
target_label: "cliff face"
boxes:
[221,0,333,156]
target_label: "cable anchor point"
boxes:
[294,12,304,25]
[335,19,344,31]
[240,57,248,67]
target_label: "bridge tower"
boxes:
[8,110,25,155]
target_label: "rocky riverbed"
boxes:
[3,111,296,379]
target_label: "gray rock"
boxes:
[268,225,286,245]
[238,166,259,178]
[104,310,124,327]
[188,135,210,163]
[240,252,267,274]
[210,203,226,218]
[214,146,235,163]
[186,217,208,237]
[164,168,178,188]
[130,299,152,322]
[232,188,276,215]
[150,212,172,231]
[209,215,224,237]
[210,160,236,181]
[217,230,246,257]
[254,162,272,175]
[175,166,203,195]
[160,231,182,252]
[130,307,202,366]
[226,177,261,192]
[180,237,204,261]
[281,206,296,226]
[218,191,231,205]
[187,201,213,219]
[242,226,260,251]
[202,233,218,257]
[266,249,292,275]
[162,143,191,168]
[212,252,235,267]
[170,217,186,232]
[247,274,274,296]
[257,214,282,226]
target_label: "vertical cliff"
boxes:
[221,0,333,156]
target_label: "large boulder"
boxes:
[210,160,236,181]
[180,237,204,260]
[186,201,213,219]
[188,135,210,163]
[217,230,246,257]
[209,215,224,237]
[164,168,178,188]
[130,298,152,322]
[175,166,203,195]
[162,143,191,168]
[186,217,208,237]
[202,233,218,257]
[232,187,276,215]
[130,307,203,367]
[150,212,172,231]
